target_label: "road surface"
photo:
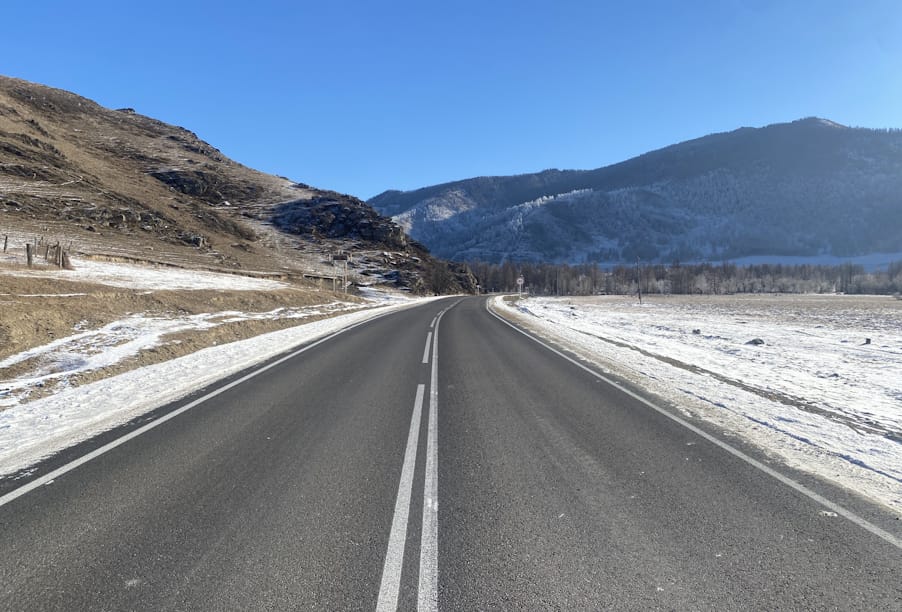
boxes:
[1,296,899,610]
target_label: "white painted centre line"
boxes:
[422,332,433,364]
[376,384,426,612]
[418,309,443,611]
[378,301,459,610]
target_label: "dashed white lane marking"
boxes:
[418,307,446,612]
[422,332,433,364]
[486,299,902,551]
[376,384,426,612]
[378,301,459,611]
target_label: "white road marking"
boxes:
[378,301,459,611]
[422,332,433,364]
[0,308,403,509]
[486,298,902,551]
[430,316,437,329]
[376,384,426,612]
[418,307,445,612]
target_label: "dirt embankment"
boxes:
[0,269,367,400]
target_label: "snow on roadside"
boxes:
[0,296,441,476]
[494,295,902,514]
[0,302,360,407]
[357,285,418,304]
[1,257,289,291]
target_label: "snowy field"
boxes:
[1,257,290,291]
[494,294,902,515]
[0,258,434,476]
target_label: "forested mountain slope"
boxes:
[370,119,902,264]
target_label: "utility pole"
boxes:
[636,257,642,304]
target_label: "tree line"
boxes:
[468,260,902,296]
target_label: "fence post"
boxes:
[26,243,34,267]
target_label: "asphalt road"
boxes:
[1,296,899,610]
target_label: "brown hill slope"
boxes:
[0,75,475,293]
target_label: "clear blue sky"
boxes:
[4,1,901,199]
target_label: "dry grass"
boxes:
[0,265,368,400]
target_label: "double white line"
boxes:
[376,307,448,611]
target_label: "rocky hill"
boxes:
[0,75,475,294]
[369,118,902,265]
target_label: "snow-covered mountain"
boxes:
[368,119,902,264]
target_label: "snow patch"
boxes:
[0,302,362,407]
[1,257,289,291]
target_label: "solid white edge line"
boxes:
[0,305,411,509]
[376,384,426,612]
[485,297,902,551]
[422,332,433,364]
[418,306,449,611]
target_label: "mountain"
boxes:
[368,118,902,265]
[0,75,475,293]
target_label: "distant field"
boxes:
[577,293,902,330]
